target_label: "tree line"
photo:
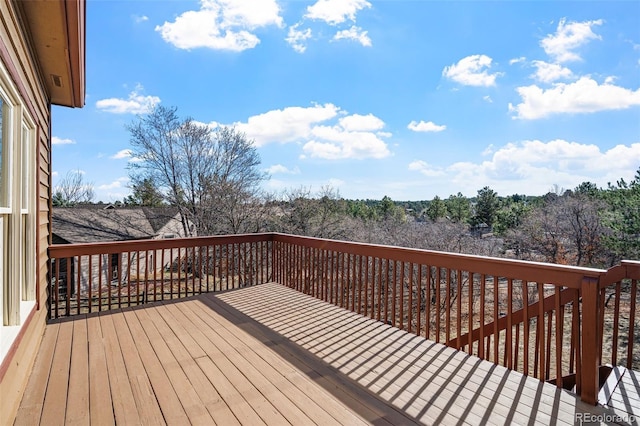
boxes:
[53,105,639,268]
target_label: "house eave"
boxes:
[19,0,86,108]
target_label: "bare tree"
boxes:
[53,170,95,206]
[127,106,267,236]
[274,186,352,240]
[508,193,607,266]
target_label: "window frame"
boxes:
[0,58,37,331]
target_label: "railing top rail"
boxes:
[48,231,638,289]
[599,259,640,289]
[271,233,605,288]
[48,232,274,257]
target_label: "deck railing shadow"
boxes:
[201,284,624,424]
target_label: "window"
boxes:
[0,59,36,334]
[110,254,121,281]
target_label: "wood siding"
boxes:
[0,1,54,424]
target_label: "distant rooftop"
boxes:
[52,206,181,244]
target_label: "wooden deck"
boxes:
[14,283,634,425]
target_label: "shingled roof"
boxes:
[52,207,182,244]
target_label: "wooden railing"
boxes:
[49,233,273,318]
[270,234,639,405]
[48,232,639,405]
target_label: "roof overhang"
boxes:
[19,0,86,108]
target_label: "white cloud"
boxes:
[303,124,390,159]
[482,144,495,156]
[442,54,501,87]
[97,177,130,191]
[408,160,446,177]
[52,136,75,145]
[409,140,640,196]
[339,113,384,131]
[540,18,603,63]
[531,60,573,83]
[96,85,160,114]
[156,0,283,51]
[286,24,312,53]
[133,15,149,23]
[305,0,371,25]
[266,164,300,175]
[234,104,390,160]
[510,77,640,119]
[192,120,220,131]
[509,57,526,65]
[111,149,133,160]
[483,95,493,103]
[333,26,371,47]
[235,103,340,146]
[327,178,345,188]
[407,120,446,133]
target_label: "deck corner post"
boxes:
[580,275,600,405]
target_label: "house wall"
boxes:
[0,2,55,423]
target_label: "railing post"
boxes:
[580,276,600,405]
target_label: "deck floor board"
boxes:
[15,282,635,425]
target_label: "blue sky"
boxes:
[52,0,640,202]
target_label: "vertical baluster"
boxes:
[383,258,390,324]
[445,269,450,346]
[377,258,382,322]
[227,244,232,290]
[572,290,581,391]
[612,282,622,365]
[514,323,520,372]
[75,255,81,315]
[341,252,347,308]
[628,280,638,369]
[507,278,513,370]
[127,251,132,306]
[348,253,354,310]
[136,250,141,304]
[159,248,165,301]
[177,248,182,299]
[153,249,158,301]
[456,270,462,350]
[391,260,397,327]
[88,255,93,313]
[323,249,329,302]
[416,265,422,337]
[144,250,149,303]
[494,276,499,364]
[555,287,566,383]
[479,274,485,359]
[435,267,441,343]
[538,282,546,380]
[358,255,364,315]
[98,254,103,312]
[426,266,431,341]
[597,287,606,367]
[546,307,552,380]
[170,248,175,299]
[407,262,413,334]
[468,272,474,355]
[399,262,405,330]
[364,256,369,317]
[523,281,529,376]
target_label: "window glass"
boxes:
[21,124,29,211]
[0,97,6,208]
